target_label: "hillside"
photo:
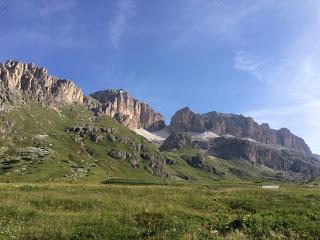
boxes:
[2,60,310,183]
[0,101,167,182]
[0,99,278,184]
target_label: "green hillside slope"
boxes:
[0,101,286,184]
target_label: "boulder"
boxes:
[108,150,127,160]
[128,153,141,168]
[106,134,116,142]
[145,155,170,179]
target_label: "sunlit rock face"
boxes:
[89,89,165,131]
[0,61,165,131]
[0,60,84,109]
[170,107,311,155]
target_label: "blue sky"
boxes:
[0,0,319,153]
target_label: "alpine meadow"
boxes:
[0,1,320,239]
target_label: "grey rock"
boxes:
[182,155,205,169]
[159,133,192,151]
[17,147,49,159]
[106,134,116,142]
[170,107,311,154]
[181,154,222,175]
[140,152,155,161]
[89,134,103,143]
[118,136,129,144]
[108,150,127,160]
[209,136,320,179]
[145,155,170,179]
[165,157,176,165]
[129,153,141,168]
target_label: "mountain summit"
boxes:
[89,89,165,131]
[0,60,84,109]
[0,60,164,131]
[169,107,311,154]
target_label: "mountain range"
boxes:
[0,60,319,182]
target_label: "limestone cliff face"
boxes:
[209,136,319,179]
[0,60,165,131]
[89,89,165,131]
[170,107,312,154]
[0,60,84,109]
[159,132,319,178]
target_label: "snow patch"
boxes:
[242,137,257,142]
[223,134,236,138]
[193,131,220,140]
[151,127,170,139]
[134,128,165,142]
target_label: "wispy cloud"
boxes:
[3,0,83,49]
[169,0,276,48]
[232,1,320,153]
[180,1,320,153]
[35,0,76,18]
[186,0,227,9]
[17,0,77,18]
[234,50,320,104]
[246,100,320,153]
[234,51,268,82]
[109,0,135,48]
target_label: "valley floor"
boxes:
[0,182,319,240]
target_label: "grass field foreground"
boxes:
[0,182,319,239]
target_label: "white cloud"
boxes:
[109,0,135,48]
[227,1,320,153]
[179,0,276,42]
[234,51,268,82]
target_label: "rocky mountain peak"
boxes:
[170,107,312,155]
[0,60,84,109]
[89,89,165,131]
[0,60,165,131]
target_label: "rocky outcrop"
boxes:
[181,154,223,176]
[159,133,192,151]
[181,155,205,169]
[89,89,165,131]
[170,107,311,154]
[144,154,169,178]
[108,149,128,160]
[209,136,320,179]
[0,60,84,109]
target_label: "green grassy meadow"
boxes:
[0,182,319,240]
